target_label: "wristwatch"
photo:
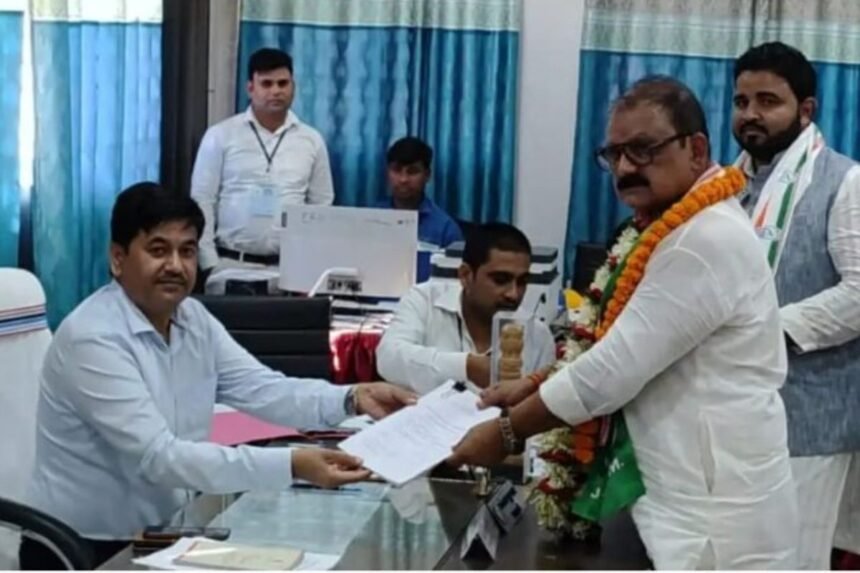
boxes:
[344,387,359,416]
[498,408,522,454]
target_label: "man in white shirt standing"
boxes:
[450,77,798,569]
[376,223,556,395]
[732,42,860,570]
[23,183,413,569]
[191,48,334,295]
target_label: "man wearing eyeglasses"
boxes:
[449,76,797,569]
[732,42,860,570]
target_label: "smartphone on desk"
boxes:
[141,525,231,541]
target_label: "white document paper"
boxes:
[132,537,341,571]
[339,381,499,486]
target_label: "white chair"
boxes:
[0,269,51,569]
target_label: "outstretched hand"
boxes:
[291,448,371,488]
[354,382,418,419]
[478,377,536,409]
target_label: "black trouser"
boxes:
[18,535,128,570]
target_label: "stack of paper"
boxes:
[173,539,302,570]
[339,381,499,486]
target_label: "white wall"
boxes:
[206,0,587,255]
[513,0,585,255]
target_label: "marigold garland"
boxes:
[594,167,745,339]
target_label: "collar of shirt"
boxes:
[110,281,193,338]
[431,283,491,355]
[381,195,435,215]
[418,196,436,215]
[244,106,299,136]
[434,282,463,316]
[695,162,723,185]
[742,150,786,179]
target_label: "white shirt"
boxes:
[28,282,349,539]
[191,108,334,270]
[779,166,860,353]
[376,282,556,395]
[540,199,798,569]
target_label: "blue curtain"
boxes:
[0,11,23,267]
[565,0,860,278]
[238,0,521,223]
[31,2,161,327]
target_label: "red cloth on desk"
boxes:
[330,330,382,384]
[835,550,860,570]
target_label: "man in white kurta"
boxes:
[450,77,798,569]
[732,42,860,568]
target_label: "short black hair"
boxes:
[613,75,710,141]
[735,41,817,102]
[462,222,531,269]
[387,137,433,170]
[111,182,205,250]
[247,47,293,80]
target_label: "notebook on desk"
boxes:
[173,539,304,570]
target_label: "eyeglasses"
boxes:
[595,133,691,171]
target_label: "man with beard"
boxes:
[449,77,798,569]
[191,48,334,294]
[732,41,860,570]
[23,183,415,568]
[376,222,555,394]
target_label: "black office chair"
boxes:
[0,497,94,570]
[572,242,609,293]
[454,218,481,245]
[195,295,333,379]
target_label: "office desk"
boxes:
[99,476,649,570]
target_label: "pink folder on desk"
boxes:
[210,411,305,446]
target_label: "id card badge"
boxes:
[248,185,278,218]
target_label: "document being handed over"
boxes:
[339,381,500,486]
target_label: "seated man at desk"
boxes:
[23,183,414,569]
[376,137,463,248]
[376,222,555,394]
[191,47,334,295]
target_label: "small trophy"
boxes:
[474,312,534,497]
[491,311,532,385]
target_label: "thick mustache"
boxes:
[157,276,185,285]
[617,175,650,191]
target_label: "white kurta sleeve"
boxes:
[780,167,860,353]
[540,245,733,426]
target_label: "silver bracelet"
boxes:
[498,408,521,454]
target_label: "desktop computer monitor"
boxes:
[278,205,418,299]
